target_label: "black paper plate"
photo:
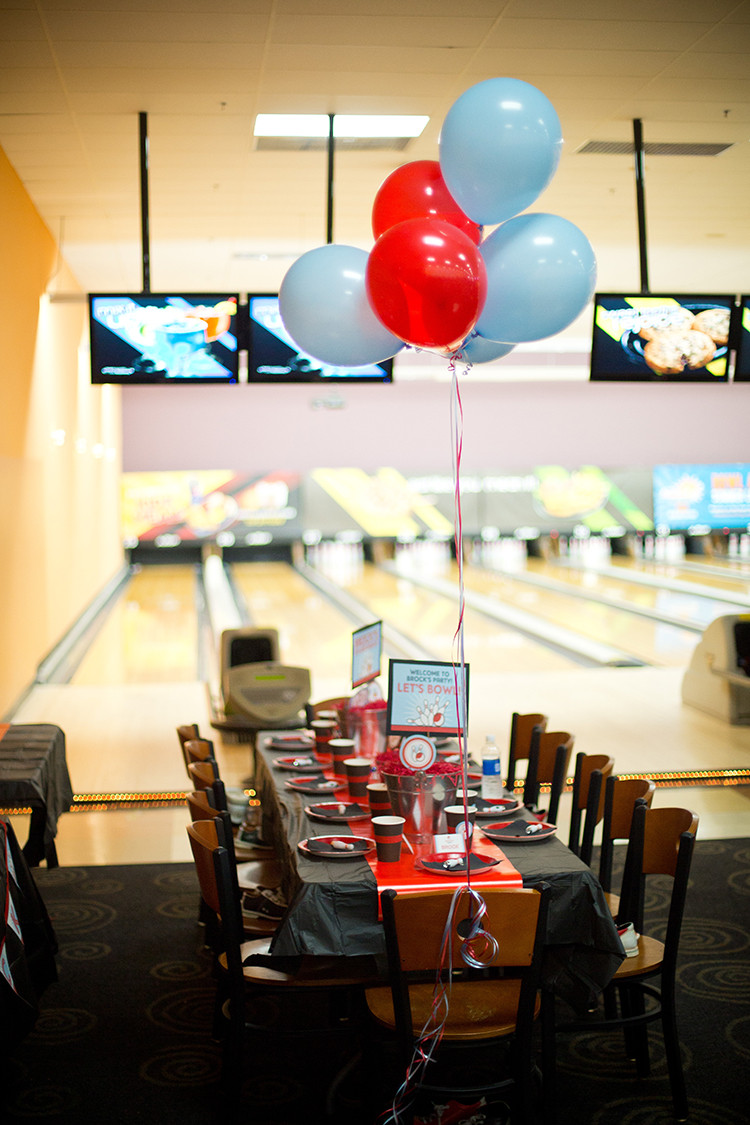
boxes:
[274,755,322,772]
[298,835,374,859]
[265,735,315,752]
[305,802,370,823]
[285,776,345,795]
[472,796,523,818]
[480,820,557,843]
[417,851,500,876]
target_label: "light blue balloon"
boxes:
[476,213,597,344]
[279,244,403,367]
[454,334,515,365]
[439,78,563,226]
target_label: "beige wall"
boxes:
[0,148,123,716]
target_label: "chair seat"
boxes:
[613,933,665,979]
[366,979,539,1042]
[603,890,620,916]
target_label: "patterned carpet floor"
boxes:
[1,838,749,1124]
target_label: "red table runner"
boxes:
[315,756,523,892]
[364,840,523,893]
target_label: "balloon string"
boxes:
[375,886,498,1124]
[449,362,472,885]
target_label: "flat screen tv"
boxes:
[590,293,736,382]
[247,294,393,383]
[89,293,240,383]
[653,463,750,530]
[732,296,750,382]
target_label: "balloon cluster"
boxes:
[279,78,597,369]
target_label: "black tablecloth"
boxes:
[255,734,624,1010]
[0,817,58,1049]
[0,725,73,864]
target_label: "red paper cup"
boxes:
[445,804,477,832]
[371,815,405,863]
[329,737,355,778]
[367,782,392,817]
[343,757,372,799]
[310,719,337,761]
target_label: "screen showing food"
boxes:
[590,294,735,382]
[247,294,393,383]
[89,294,240,383]
[732,297,750,381]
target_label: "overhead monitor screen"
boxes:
[89,293,240,383]
[590,294,735,382]
[247,294,393,383]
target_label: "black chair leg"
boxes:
[661,993,689,1121]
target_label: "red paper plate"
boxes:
[416,851,500,876]
[480,820,557,843]
[305,802,370,823]
[298,836,374,859]
[285,776,345,795]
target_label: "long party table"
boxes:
[254,733,625,1011]
[0,817,59,1047]
[0,725,73,867]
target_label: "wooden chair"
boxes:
[364,884,552,1124]
[305,695,351,736]
[187,758,218,792]
[567,752,615,864]
[553,803,699,1122]
[599,775,656,915]
[176,722,200,750]
[186,819,380,1104]
[505,712,548,793]
[185,790,282,892]
[522,730,575,824]
[182,737,216,774]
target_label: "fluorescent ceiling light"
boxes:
[254,114,428,139]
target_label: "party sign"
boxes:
[387,659,469,737]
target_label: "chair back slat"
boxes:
[186,789,216,821]
[524,731,574,822]
[598,775,656,892]
[386,887,544,971]
[187,759,218,790]
[506,712,548,790]
[608,777,656,840]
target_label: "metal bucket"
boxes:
[381,770,458,843]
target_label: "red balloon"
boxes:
[366,218,487,351]
[372,160,482,245]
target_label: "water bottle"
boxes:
[481,734,503,800]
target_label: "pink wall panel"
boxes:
[121,380,750,474]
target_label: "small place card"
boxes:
[433,832,467,852]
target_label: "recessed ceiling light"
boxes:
[254,113,428,139]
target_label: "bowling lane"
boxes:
[71,564,203,684]
[231,560,371,684]
[456,560,698,667]
[339,561,576,674]
[515,554,750,630]
[233,559,576,677]
[605,553,750,600]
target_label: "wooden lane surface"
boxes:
[231,561,364,696]
[455,560,699,668]
[71,564,201,685]
[605,553,750,598]
[342,561,574,673]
